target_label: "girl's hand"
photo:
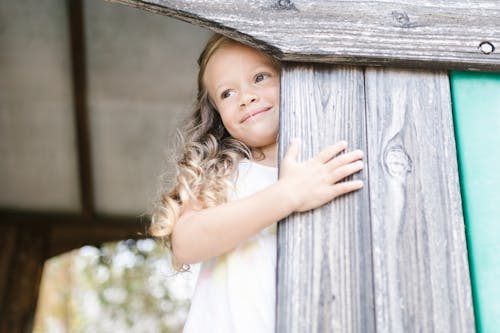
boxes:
[279,139,364,213]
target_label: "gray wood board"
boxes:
[108,0,500,71]
[276,64,475,331]
[277,64,374,332]
[365,68,475,332]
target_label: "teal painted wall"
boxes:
[450,72,500,333]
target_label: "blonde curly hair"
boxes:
[150,34,280,270]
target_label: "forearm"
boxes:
[171,179,295,264]
[172,141,365,265]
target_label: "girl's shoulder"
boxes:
[237,159,278,182]
[231,159,278,200]
[238,158,277,172]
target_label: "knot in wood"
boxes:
[391,11,413,28]
[384,145,412,177]
[274,0,297,10]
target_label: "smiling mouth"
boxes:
[241,107,272,123]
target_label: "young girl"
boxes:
[151,34,364,332]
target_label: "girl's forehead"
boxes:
[204,43,276,83]
[213,43,270,66]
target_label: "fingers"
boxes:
[316,141,347,163]
[329,160,364,183]
[331,180,364,197]
[283,138,301,163]
[327,149,363,171]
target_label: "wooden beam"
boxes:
[48,224,146,257]
[68,0,95,217]
[0,210,146,257]
[0,226,18,318]
[107,0,500,71]
[277,64,374,332]
[364,68,475,332]
[0,210,143,225]
[0,226,47,333]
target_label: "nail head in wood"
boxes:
[479,41,495,55]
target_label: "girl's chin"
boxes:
[233,128,279,148]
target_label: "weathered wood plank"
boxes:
[364,68,475,332]
[108,0,500,71]
[277,64,374,332]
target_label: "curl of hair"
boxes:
[151,93,250,271]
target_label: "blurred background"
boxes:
[0,0,210,331]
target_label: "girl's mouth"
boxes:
[241,107,272,123]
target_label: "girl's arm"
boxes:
[171,140,364,264]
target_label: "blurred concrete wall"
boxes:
[0,0,211,215]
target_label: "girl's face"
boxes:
[203,42,280,151]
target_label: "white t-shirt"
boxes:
[183,159,278,333]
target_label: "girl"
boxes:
[151,34,364,332]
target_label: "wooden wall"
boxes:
[277,65,475,332]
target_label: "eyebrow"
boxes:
[214,82,230,93]
[252,63,278,73]
[211,63,278,94]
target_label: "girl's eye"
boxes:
[221,90,235,99]
[255,73,270,83]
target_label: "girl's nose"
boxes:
[240,91,258,107]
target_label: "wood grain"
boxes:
[107,0,500,71]
[276,64,374,332]
[364,68,475,332]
